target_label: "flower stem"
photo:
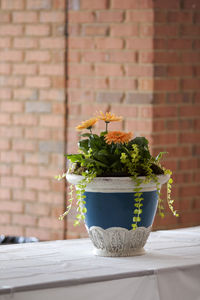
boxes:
[105,122,109,132]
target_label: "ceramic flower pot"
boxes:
[66,174,170,257]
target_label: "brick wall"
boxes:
[153,0,200,229]
[0,0,67,240]
[66,0,200,238]
[0,0,199,240]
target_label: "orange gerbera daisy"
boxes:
[105,131,133,144]
[97,111,122,123]
[76,118,97,131]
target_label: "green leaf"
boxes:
[78,139,89,153]
[155,151,167,162]
[66,154,84,163]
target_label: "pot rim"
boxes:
[66,173,170,193]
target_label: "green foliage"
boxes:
[57,122,178,228]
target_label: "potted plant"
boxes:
[56,112,178,257]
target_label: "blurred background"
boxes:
[0,0,200,241]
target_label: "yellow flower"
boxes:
[76,118,97,131]
[105,131,133,144]
[97,111,122,123]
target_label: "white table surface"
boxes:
[0,226,200,300]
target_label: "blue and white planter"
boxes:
[67,174,170,257]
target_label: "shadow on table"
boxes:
[0,235,39,244]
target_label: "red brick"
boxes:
[0,151,23,163]
[96,37,123,49]
[126,65,154,77]
[25,178,50,191]
[40,12,65,23]
[179,158,199,171]
[14,38,38,49]
[180,132,200,143]
[109,78,137,90]
[25,25,50,36]
[81,51,106,62]
[80,78,108,89]
[112,0,153,9]
[68,24,81,37]
[138,79,154,91]
[166,119,193,131]
[39,217,63,229]
[154,106,178,118]
[167,39,193,50]
[12,140,36,152]
[0,213,11,224]
[68,11,94,23]
[27,0,52,10]
[53,0,66,9]
[0,88,11,100]
[155,79,179,91]
[0,140,10,150]
[96,11,124,23]
[126,10,154,22]
[13,114,38,126]
[182,79,200,90]
[14,190,36,202]
[139,106,153,118]
[67,78,80,88]
[25,227,51,241]
[0,13,11,23]
[168,11,193,23]
[0,201,23,213]
[4,76,23,88]
[126,119,153,133]
[0,37,11,48]
[1,0,24,10]
[52,76,66,88]
[39,64,64,75]
[39,115,64,127]
[40,37,65,49]
[181,52,200,64]
[111,24,138,37]
[109,51,137,63]
[183,0,200,9]
[25,127,51,139]
[138,52,153,63]
[39,89,65,101]
[0,188,11,199]
[1,176,23,189]
[154,52,180,64]
[68,37,95,49]
[167,65,193,77]
[155,25,178,37]
[179,105,200,117]
[1,101,23,113]
[12,214,37,226]
[0,63,11,75]
[25,76,51,88]
[13,12,38,23]
[25,51,51,62]
[0,50,23,62]
[83,25,108,36]
[95,64,124,76]
[13,64,37,75]
[81,0,108,9]
[181,25,200,37]
[0,113,11,125]
[126,38,153,49]
[154,0,180,9]
[0,25,23,36]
